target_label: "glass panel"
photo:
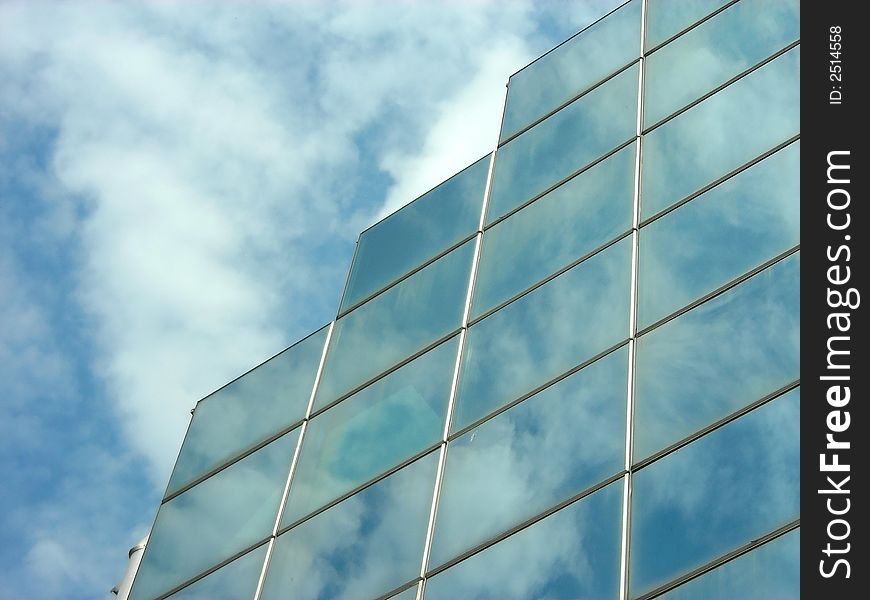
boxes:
[341,155,490,311]
[630,388,800,597]
[166,326,327,497]
[658,528,800,600]
[645,0,730,50]
[166,544,267,600]
[431,347,627,569]
[638,141,799,329]
[129,430,299,600]
[645,0,799,127]
[282,337,457,527]
[315,239,474,410]
[454,236,631,433]
[424,479,623,600]
[641,45,799,219]
[473,142,635,318]
[488,62,638,224]
[261,452,438,600]
[634,253,799,460]
[500,0,641,141]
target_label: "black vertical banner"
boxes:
[802,1,866,597]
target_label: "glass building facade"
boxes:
[127,1,800,598]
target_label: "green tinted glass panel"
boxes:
[630,389,800,597]
[166,326,326,497]
[500,0,640,141]
[641,46,799,219]
[488,62,638,224]
[342,155,489,311]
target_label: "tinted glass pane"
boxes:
[316,239,473,409]
[630,389,800,597]
[641,46,799,219]
[638,141,799,329]
[166,326,326,497]
[130,430,299,600]
[424,479,623,600]
[454,236,631,433]
[645,0,730,50]
[431,347,627,569]
[634,253,799,460]
[282,337,457,527]
[342,155,490,311]
[473,142,635,318]
[500,0,640,141]
[488,63,638,224]
[261,452,438,600]
[645,0,799,127]
[659,529,800,600]
[166,544,267,600]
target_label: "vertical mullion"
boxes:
[417,145,498,600]
[252,321,335,600]
[620,2,647,599]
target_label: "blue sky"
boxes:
[0,1,620,597]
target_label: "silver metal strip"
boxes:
[253,320,335,600]
[417,118,500,600]
[620,2,646,598]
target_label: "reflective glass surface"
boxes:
[634,253,799,460]
[316,239,474,409]
[641,45,799,219]
[488,63,638,224]
[659,529,800,600]
[431,347,627,569]
[424,479,623,600]
[473,142,635,318]
[454,236,631,433]
[166,326,326,497]
[166,544,267,600]
[630,388,800,597]
[282,337,457,527]
[500,0,641,141]
[130,430,299,600]
[261,452,438,600]
[645,0,730,50]
[644,0,799,127]
[341,155,490,311]
[638,141,800,329]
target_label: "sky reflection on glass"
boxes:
[659,528,799,600]
[316,239,473,409]
[474,142,634,318]
[645,0,730,50]
[424,479,623,600]
[500,0,640,141]
[641,45,799,219]
[282,337,457,527]
[341,155,489,311]
[431,347,626,569]
[488,62,637,224]
[262,452,438,600]
[630,388,800,597]
[644,0,798,127]
[165,325,326,497]
[166,544,267,600]
[129,429,299,600]
[638,141,799,328]
[454,236,631,433]
[634,253,799,460]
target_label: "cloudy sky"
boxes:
[0,1,620,597]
